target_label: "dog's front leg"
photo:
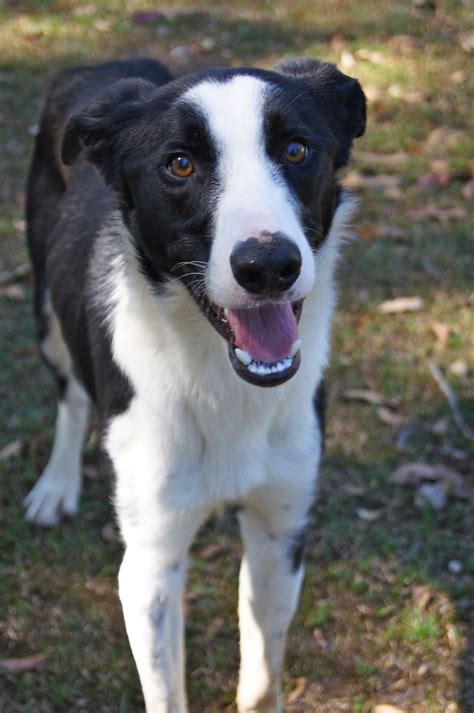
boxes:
[237,484,314,713]
[118,511,205,713]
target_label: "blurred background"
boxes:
[0,1,473,711]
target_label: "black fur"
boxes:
[27,56,364,424]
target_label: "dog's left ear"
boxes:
[275,58,366,169]
[61,78,157,186]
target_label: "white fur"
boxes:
[101,194,355,711]
[24,374,90,526]
[183,77,315,308]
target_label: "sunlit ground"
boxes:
[0,1,473,711]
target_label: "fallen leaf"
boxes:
[286,676,307,703]
[460,31,474,54]
[430,321,450,351]
[378,296,424,314]
[0,439,22,461]
[0,284,25,300]
[377,407,406,426]
[412,584,432,610]
[449,358,468,377]
[344,171,401,192]
[461,178,474,203]
[312,628,330,648]
[358,222,408,241]
[356,507,383,522]
[390,462,468,501]
[408,205,468,223]
[343,389,385,405]
[198,543,227,561]
[373,705,406,713]
[417,173,450,190]
[354,150,410,168]
[0,653,45,672]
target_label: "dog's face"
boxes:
[63,59,365,387]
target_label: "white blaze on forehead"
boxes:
[183,76,315,308]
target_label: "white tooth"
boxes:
[257,365,267,375]
[248,363,259,374]
[271,366,278,373]
[283,358,292,369]
[289,339,302,358]
[235,348,252,366]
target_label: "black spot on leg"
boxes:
[288,527,308,573]
[150,596,167,668]
[313,379,326,452]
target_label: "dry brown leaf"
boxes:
[354,150,410,168]
[461,178,474,203]
[286,676,307,703]
[356,507,383,522]
[377,407,406,426]
[198,543,227,561]
[408,205,468,223]
[344,171,401,191]
[412,584,432,610]
[430,321,450,351]
[378,296,424,314]
[0,284,25,301]
[0,653,46,672]
[417,173,451,190]
[390,462,465,490]
[358,222,408,241]
[343,389,385,405]
[0,439,22,461]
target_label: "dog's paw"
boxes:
[23,469,80,526]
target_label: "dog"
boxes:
[24,56,365,711]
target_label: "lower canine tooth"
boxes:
[289,339,302,358]
[235,348,252,366]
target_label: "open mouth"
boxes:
[194,289,303,387]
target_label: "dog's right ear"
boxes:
[61,78,157,179]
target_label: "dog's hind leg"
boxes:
[24,292,90,526]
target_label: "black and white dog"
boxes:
[24,56,365,711]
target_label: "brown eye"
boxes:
[286,141,308,164]
[168,154,194,178]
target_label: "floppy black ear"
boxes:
[275,58,366,169]
[61,78,157,183]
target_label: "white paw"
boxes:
[23,469,80,527]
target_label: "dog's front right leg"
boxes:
[118,511,205,713]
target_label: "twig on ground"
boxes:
[428,360,474,440]
[0,262,31,286]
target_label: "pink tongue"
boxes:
[227,302,297,362]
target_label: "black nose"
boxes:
[230,233,302,296]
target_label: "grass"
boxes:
[0,1,473,711]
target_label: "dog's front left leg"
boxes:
[118,510,206,713]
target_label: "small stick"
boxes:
[428,360,474,441]
[0,262,31,286]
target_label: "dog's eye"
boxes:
[285,141,308,165]
[168,154,194,178]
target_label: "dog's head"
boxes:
[62,58,365,387]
